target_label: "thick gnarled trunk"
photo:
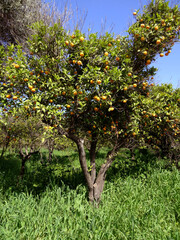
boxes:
[56,125,119,204]
[76,138,119,204]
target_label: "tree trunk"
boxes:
[56,124,119,204]
[91,143,120,204]
[48,147,53,162]
[76,138,94,202]
[0,146,6,158]
[0,140,10,158]
[89,139,97,183]
[20,158,27,179]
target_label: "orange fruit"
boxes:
[73,91,78,96]
[141,36,145,41]
[146,25,150,29]
[133,83,137,88]
[116,57,120,61]
[146,59,151,65]
[70,42,75,47]
[71,34,75,39]
[133,12,137,15]
[62,91,66,95]
[141,24,145,28]
[156,39,161,44]
[108,106,114,111]
[154,26,159,30]
[94,96,100,101]
[80,52,84,57]
[65,41,69,46]
[101,96,107,100]
[31,88,36,92]
[49,99,53,103]
[90,80,94,84]
[13,96,18,100]
[143,50,148,55]
[94,107,99,112]
[97,80,101,84]
[6,95,11,98]
[123,99,127,103]
[160,53,164,57]
[104,52,109,56]
[77,60,82,65]
[124,87,128,91]
[66,104,71,108]
[80,36,84,42]
[14,64,20,69]
[128,72,132,77]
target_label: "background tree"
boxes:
[0,0,74,46]
[0,114,17,158]
[139,84,180,165]
[0,0,180,203]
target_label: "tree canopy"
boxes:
[0,0,180,203]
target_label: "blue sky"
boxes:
[51,0,180,88]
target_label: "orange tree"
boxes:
[0,114,18,158]
[138,84,180,162]
[0,112,44,178]
[0,0,180,202]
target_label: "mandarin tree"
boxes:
[138,84,180,161]
[0,0,180,202]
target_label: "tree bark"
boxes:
[89,138,97,184]
[76,138,94,202]
[20,158,27,179]
[56,124,120,204]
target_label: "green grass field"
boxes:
[0,148,180,240]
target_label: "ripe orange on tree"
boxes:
[156,39,161,44]
[65,41,69,46]
[101,96,107,100]
[146,59,151,65]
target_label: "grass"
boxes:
[0,148,180,239]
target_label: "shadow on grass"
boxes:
[0,150,86,196]
[0,148,172,197]
[106,148,171,182]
